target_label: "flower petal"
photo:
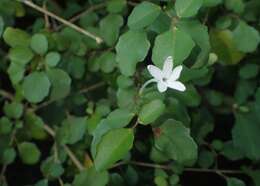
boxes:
[167,81,186,91]
[157,82,167,92]
[169,65,183,81]
[162,56,173,78]
[147,65,163,80]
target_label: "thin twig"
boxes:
[57,3,106,30]
[112,160,245,175]
[78,82,105,94]
[21,0,103,44]
[43,1,50,29]
[43,124,84,171]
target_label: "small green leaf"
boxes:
[138,99,165,125]
[2,148,16,165]
[210,29,244,65]
[100,14,123,46]
[22,72,51,103]
[152,27,195,67]
[7,63,25,85]
[233,21,260,52]
[106,0,127,13]
[3,101,23,119]
[0,117,13,135]
[25,112,47,140]
[56,116,87,145]
[227,177,246,186]
[45,52,61,67]
[3,27,30,47]
[18,142,41,165]
[116,30,150,76]
[41,158,64,179]
[47,68,71,100]
[94,128,134,171]
[9,47,34,66]
[175,0,203,18]
[30,33,48,55]
[225,0,245,14]
[127,1,161,30]
[98,51,117,73]
[73,167,108,186]
[239,64,259,79]
[154,119,198,165]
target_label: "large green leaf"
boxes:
[30,33,48,55]
[116,30,150,76]
[9,47,34,66]
[94,128,134,171]
[154,119,198,165]
[22,72,51,103]
[175,0,203,18]
[226,177,246,186]
[127,1,161,30]
[152,27,195,67]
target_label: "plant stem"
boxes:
[20,0,103,44]
[78,82,105,94]
[112,160,245,175]
[139,79,157,95]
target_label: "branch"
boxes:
[112,161,245,175]
[20,0,103,44]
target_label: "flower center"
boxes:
[162,77,167,82]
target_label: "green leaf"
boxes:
[232,113,260,160]
[3,27,30,47]
[210,29,244,65]
[94,128,134,171]
[177,20,210,68]
[30,33,48,55]
[138,99,165,125]
[91,109,135,156]
[98,51,117,73]
[7,63,25,85]
[225,0,245,14]
[127,1,161,30]
[3,101,23,119]
[198,150,215,168]
[227,178,246,186]
[154,119,198,165]
[45,52,61,67]
[106,0,127,13]
[1,148,16,165]
[175,0,203,18]
[25,112,47,140]
[22,72,51,103]
[41,157,64,179]
[152,27,195,67]
[18,142,41,165]
[233,21,260,52]
[0,117,13,135]
[203,0,223,7]
[116,30,150,76]
[56,116,87,145]
[100,14,123,46]
[239,64,259,79]
[9,47,34,66]
[72,167,108,186]
[220,141,244,161]
[47,68,71,100]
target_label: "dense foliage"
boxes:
[0,0,260,186]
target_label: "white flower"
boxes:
[141,56,186,93]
